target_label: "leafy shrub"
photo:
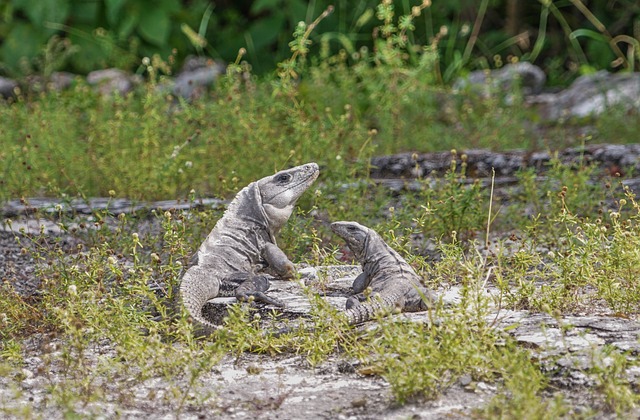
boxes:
[2,0,639,83]
[0,0,208,75]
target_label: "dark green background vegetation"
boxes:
[1,0,639,83]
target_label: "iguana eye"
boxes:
[347,226,357,231]
[275,173,291,183]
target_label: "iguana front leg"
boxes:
[346,295,366,309]
[352,272,370,293]
[262,242,295,279]
[346,272,371,309]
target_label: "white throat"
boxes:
[263,203,294,234]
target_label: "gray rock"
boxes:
[528,71,640,120]
[458,373,472,386]
[49,72,76,91]
[1,196,226,218]
[455,64,640,122]
[454,62,546,97]
[180,55,219,73]
[298,266,319,281]
[369,144,640,180]
[23,72,76,93]
[172,59,226,100]
[0,76,18,99]
[87,68,140,96]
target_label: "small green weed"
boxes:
[589,346,639,415]
[413,151,486,240]
[480,353,570,418]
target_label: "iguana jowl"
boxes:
[331,221,435,325]
[180,163,319,333]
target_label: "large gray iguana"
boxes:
[330,221,436,325]
[180,163,319,333]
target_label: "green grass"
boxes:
[2,50,639,202]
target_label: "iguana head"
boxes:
[330,221,370,261]
[257,162,319,233]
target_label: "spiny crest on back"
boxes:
[214,182,269,235]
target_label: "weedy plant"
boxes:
[589,346,639,415]
[4,157,640,416]
[0,204,232,414]
[412,151,486,240]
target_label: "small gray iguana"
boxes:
[180,163,319,333]
[330,221,435,325]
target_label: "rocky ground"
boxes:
[1,224,496,418]
[3,146,640,418]
[2,229,640,418]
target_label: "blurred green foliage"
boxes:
[0,1,639,83]
[0,0,201,74]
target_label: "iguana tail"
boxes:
[343,293,403,325]
[180,265,222,335]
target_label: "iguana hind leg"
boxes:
[223,272,285,307]
[346,293,367,309]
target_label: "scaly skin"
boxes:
[331,221,435,325]
[180,163,319,334]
